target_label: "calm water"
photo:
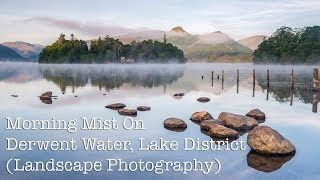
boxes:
[0,62,320,180]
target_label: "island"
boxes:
[38,34,186,64]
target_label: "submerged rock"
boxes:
[173,93,185,97]
[190,111,213,122]
[218,112,258,131]
[40,98,52,104]
[206,124,239,138]
[197,97,210,102]
[163,118,187,130]
[247,150,294,172]
[105,103,126,110]
[11,95,18,97]
[200,119,225,130]
[247,126,296,155]
[40,91,52,100]
[137,106,151,111]
[246,109,266,122]
[118,109,137,116]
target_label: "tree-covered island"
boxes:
[38,34,186,63]
[253,26,320,64]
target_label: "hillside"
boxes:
[0,44,25,61]
[117,26,253,62]
[1,41,43,61]
[238,35,267,50]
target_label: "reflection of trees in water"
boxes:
[256,72,318,104]
[40,65,184,93]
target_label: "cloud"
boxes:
[24,16,146,36]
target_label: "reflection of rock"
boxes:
[40,98,52,104]
[211,136,239,142]
[197,97,210,102]
[163,118,187,130]
[246,109,266,122]
[40,91,52,100]
[137,106,151,111]
[200,119,225,130]
[247,150,294,173]
[190,111,213,122]
[164,126,187,132]
[118,109,137,117]
[247,126,296,155]
[105,103,126,110]
[218,112,258,131]
[205,124,239,138]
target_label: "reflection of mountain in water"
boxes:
[40,65,185,93]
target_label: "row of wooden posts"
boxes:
[207,68,319,113]
[209,68,319,92]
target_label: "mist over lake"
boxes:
[0,62,319,180]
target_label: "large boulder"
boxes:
[247,151,294,172]
[105,103,126,110]
[247,126,296,155]
[190,111,213,122]
[246,109,266,122]
[137,106,151,111]
[218,112,258,131]
[163,118,187,131]
[200,119,225,130]
[118,109,137,117]
[206,124,239,138]
[197,97,210,103]
[40,91,52,100]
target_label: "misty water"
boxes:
[0,62,320,180]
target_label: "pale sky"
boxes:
[1,0,320,45]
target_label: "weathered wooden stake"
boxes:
[312,92,318,113]
[222,70,224,90]
[212,71,214,80]
[202,75,204,80]
[291,69,294,89]
[266,69,270,101]
[313,68,318,92]
[253,69,255,97]
[237,70,239,93]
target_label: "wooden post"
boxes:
[237,70,239,93]
[313,68,318,92]
[211,71,214,87]
[291,69,294,89]
[253,69,255,97]
[267,69,270,101]
[312,92,318,113]
[222,70,224,90]
[290,88,293,106]
[202,75,204,80]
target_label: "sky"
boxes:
[1,0,320,45]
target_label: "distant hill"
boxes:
[117,26,253,62]
[238,35,268,50]
[1,41,43,61]
[0,44,25,61]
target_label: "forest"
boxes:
[38,34,186,63]
[253,26,320,64]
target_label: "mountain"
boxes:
[0,44,25,61]
[1,41,43,61]
[238,35,268,50]
[117,26,253,62]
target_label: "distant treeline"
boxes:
[253,26,320,64]
[38,34,186,63]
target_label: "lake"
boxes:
[0,62,319,180]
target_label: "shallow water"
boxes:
[0,62,320,180]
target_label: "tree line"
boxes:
[253,26,320,64]
[39,34,186,63]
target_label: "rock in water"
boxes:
[163,118,187,129]
[197,97,210,103]
[247,126,296,155]
[40,91,52,100]
[246,109,266,122]
[190,111,213,122]
[218,112,258,131]
[247,150,294,172]
[118,109,137,117]
[200,119,225,130]
[137,106,151,111]
[105,103,126,110]
[173,93,185,97]
[206,124,239,138]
